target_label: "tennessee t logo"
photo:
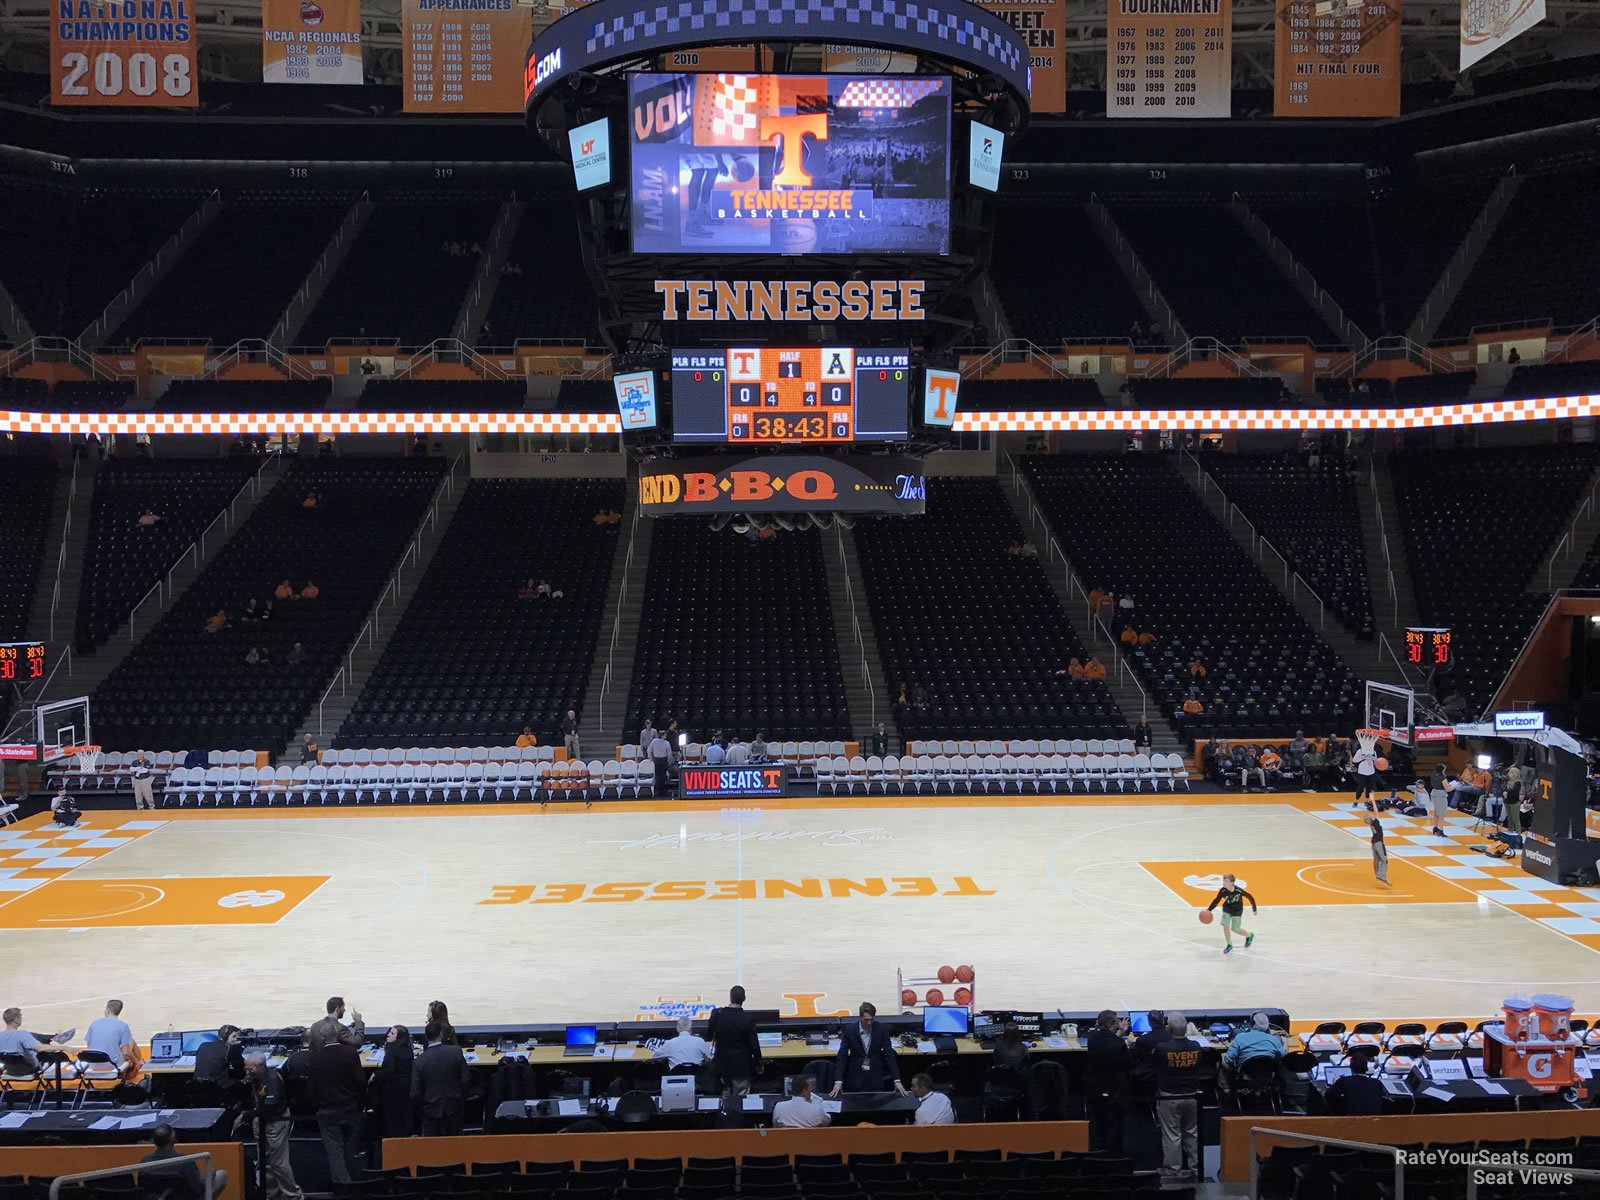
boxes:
[927,375,957,420]
[762,113,828,187]
[733,350,756,374]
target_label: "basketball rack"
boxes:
[898,964,977,1012]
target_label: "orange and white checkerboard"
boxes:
[0,817,163,898]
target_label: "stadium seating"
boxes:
[1106,198,1341,344]
[478,195,597,346]
[1245,190,1386,337]
[0,182,199,337]
[989,197,1150,344]
[1502,359,1600,400]
[961,378,1105,411]
[854,476,1127,741]
[90,457,447,750]
[338,478,623,748]
[1441,166,1600,338]
[1393,371,1475,406]
[0,455,57,721]
[354,377,525,411]
[820,742,1189,795]
[626,523,851,743]
[1390,444,1600,711]
[1198,453,1375,638]
[1024,454,1359,745]
[297,197,499,347]
[1129,377,1282,409]
[73,456,264,652]
[1367,175,1498,337]
[42,380,135,411]
[152,378,330,412]
[115,192,354,345]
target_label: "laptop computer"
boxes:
[563,1025,598,1058]
[149,1034,183,1064]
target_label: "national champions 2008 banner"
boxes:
[51,0,199,107]
[1107,0,1231,118]
[263,0,362,84]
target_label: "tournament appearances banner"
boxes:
[1107,0,1231,118]
[1461,0,1545,69]
[977,0,1067,114]
[263,0,362,84]
[403,0,530,113]
[51,0,198,107]
[1274,0,1400,116]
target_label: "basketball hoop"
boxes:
[1355,728,1385,757]
[64,745,101,776]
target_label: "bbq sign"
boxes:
[637,454,927,515]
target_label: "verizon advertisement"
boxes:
[637,455,926,515]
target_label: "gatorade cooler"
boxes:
[1532,994,1575,1041]
[1503,997,1537,1041]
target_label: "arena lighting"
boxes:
[2,393,1600,434]
[1477,754,1493,770]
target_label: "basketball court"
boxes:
[4,791,1597,1039]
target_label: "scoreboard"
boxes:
[1404,626,1453,668]
[0,641,46,684]
[671,347,911,444]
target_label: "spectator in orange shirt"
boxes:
[1138,630,1156,646]
[1120,626,1138,646]
[1058,656,1085,678]
[1189,659,1207,679]
[299,581,320,600]
[593,510,610,528]
[302,491,319,509]
[1259,746,1282,787]
[274,580,295,601]
[1181,689,1205,715]
[1088,586,1106,615]
[515,727,539,749]
[1083,657,1107,680]
[205,610,230,634]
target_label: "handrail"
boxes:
[49,1150,217,1200]
[47,455,81,641]
[312,453,460,740]
[1544,468,1600,589]
[1248,1128,1402,1200]
[598,500,643,736]
[127,579,163,642]
[1366,460,1401,627]
[834,525,877,727]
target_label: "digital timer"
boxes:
[0,641,47,684]
[1403,626,1452,668]
[670,347,911,443]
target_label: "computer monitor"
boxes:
[1009,1012,1043,1036]
[1128,1011,1152,1035]
[923,1006,970,1036]
[1322,1064,1352,1083]
[181,1030,219,1054]
[564,1025,598,1049]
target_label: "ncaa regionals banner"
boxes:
[263,0,362,84]
[51,0,198,107]
[977,0,1067,113]
[1461,0,1545,69]
[402,0,530,112]
[1274,0,1400,116]
[1107,0,1231,118]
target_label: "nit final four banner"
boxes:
[51,0,198,106]
[262,0,363,84]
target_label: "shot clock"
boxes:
[1403,626,1453,668]
[671,347,911,444]
[0,641,46,684]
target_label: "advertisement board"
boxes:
[638,455,927,515]
[568,116,613,191]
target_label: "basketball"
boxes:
[937,965,956,983]
[1198,909,1214,924]
[954,987,973,1006]
[926,988,945,1006]
[732,156,756,182]
[774,220,819,252]
[1376,757,1389,771]
[955,964,974,982]
[901,988,917,1006]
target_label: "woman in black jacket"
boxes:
[370,1025,414,1140]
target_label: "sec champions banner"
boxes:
[1461,0,1545,69]
[51,0,198,107]
[1107,0,1231,118]
[403,0,530,112]
[976,0,1067,113]
[1274,0,1400,116]
[263,0,362,84]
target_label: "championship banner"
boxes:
[976,0,1067,113]
[1273,0,1400,116]
[659,46,773,72]
[637,455,927,516]
[821,44,919,73]
[50,0,198,107]
[1461,0,1545,70]
[403,0,530,113]
[1107,0,1231,118]
[263,0,362,84]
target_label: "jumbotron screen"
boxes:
[671,347,911,444]
[628,73,951,255]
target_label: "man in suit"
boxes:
[193,1025,245,1105]
[830,1002,907,1096]
[411,1021,470,1136]
[309,1037,366,1184]
[309,996,363,1053]
[706,985,761,1100]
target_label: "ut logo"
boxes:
[733,350,757,374]
[580,139,595,155]
[762,113,828,187]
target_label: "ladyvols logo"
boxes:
[299,0,324,25]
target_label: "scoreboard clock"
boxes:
[671,347,911,444]
[0,641,46,684]
[1404,626,1453,668]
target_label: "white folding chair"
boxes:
[1163,752,1191,791]
[931,755,956,794]
[864,755,885,794]
[815,756,838,795]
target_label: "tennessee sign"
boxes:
[637,454,927,516]
[679,765,789,799]
[654,280,924,322]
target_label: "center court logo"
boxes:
[217,889,285,908]
[1183,873,1247,891]
[587,827,890,851]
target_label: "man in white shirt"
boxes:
[705,739,727,765]
[726,738,750,765]
[651,1017,712,1069]
[911,1072,954,1125]
[647,732,674,795]
[771,1075,830,1128]
[85,999,133,1067]
[129,752,155,811]
[639,720,657,754]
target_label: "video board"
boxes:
[670,347,911,443]
[629,73,951,255]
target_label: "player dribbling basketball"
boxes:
[1205,874,1257,955]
